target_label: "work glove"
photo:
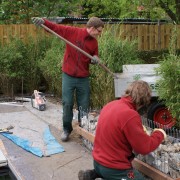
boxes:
[91,55,100,64]
[153,128,167,140]
[31,17,45,26]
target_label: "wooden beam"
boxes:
[0,140,25,180]
[132,158,174,180]
[0,140,7,156]
[75,125,95,143]
[75,125,178,180]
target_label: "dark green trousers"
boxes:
[94,160,145,180]
[62,72,90,133]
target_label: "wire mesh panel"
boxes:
[80,112,180,179]
[140,117,180,179]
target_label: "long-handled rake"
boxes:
[41,24,117,79]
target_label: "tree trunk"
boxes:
[158,0,177,23]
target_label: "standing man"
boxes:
[32,17,104,142]
[78,80,167,180]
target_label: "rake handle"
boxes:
[41,24,117,78]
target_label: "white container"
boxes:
[114,64,160,98]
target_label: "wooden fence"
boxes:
[0,24,180,51]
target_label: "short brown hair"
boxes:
[86,17,104,28]
[124,80,151,107]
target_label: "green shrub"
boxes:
[38,37,65,96]
[156,27,180,128]
[90,27,143,109]
[25,36,52,92]
[0,38,27,94]
[0,36,52,95]
[156,54,180,127]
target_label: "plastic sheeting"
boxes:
[2,126,64,157]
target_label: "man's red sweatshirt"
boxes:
[44,20,98,77]
[93,97,164,170]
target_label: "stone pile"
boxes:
[138,130,180,179]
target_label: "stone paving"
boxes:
[0,99,94,180]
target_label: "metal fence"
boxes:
[79,113,180,179]
[0,24,180,50]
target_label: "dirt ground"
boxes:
[0,98,94,180]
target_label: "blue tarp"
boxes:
[2,126,64,157]
[43,127,65,156]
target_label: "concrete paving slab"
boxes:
[0,100,94,180]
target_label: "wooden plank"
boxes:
[75,126,178,180]
[147,25,150,50]
[137,25,143,50]
[0,139,24,180]
[161,24,165,49]
[0,25,3,44]
[28,24,39,40]
[129,25,137,41]
[0,150,7,167]
[126,24,132,41]
[2,25,8,44]
[11,25,16,39]
[6,25,12,44]
[127,24,134,41]
[133,25,138,43]
[143,25,148,50]
[0,139,7,156]
[177,25,180,49]
[132,158,174,180]
[149,25,155,50]
[154,25,159,50]
[164,25,171,49]
[75,125,95,143]
[120,24,126,40]
[0,140,7,167]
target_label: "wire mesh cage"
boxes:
[79,110,180,179]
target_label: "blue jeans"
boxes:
[62,72,90,133]
[94,160,145,180]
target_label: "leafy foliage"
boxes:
[0,35,52,94]
[0,39,27,78]
[0,0,180,24]
[99,26,143,72]
[89,27,143,108]
[0,0,80,24]
[78,0,180,23]
[79,0,122,18]
[38,37,65,96]
[156,27,180,127]
[156,54,180,126]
